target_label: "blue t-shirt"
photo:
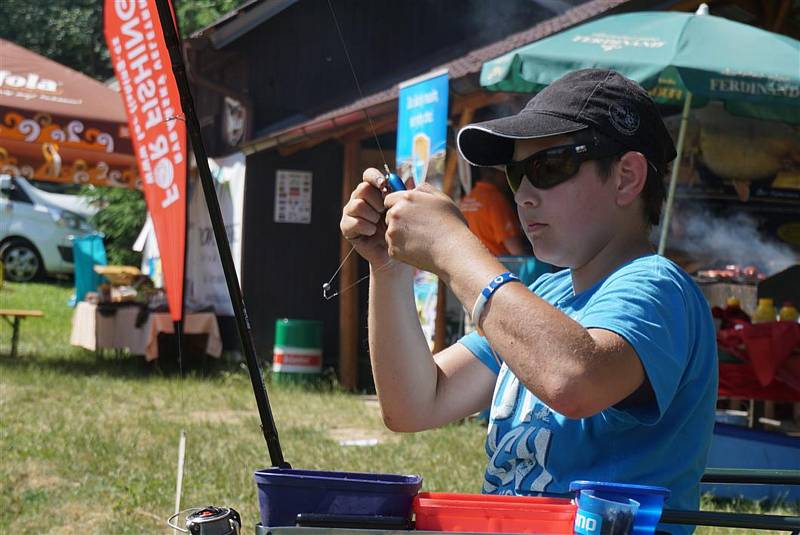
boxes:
[459,254,717,535]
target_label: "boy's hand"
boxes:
[339,168,395,266]
[384,182,472,275]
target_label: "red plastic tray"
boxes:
[413,492,576,534]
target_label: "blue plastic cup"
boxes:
[570,481,670,535]
[574,490,639,535]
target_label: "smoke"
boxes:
[654,206,799,276]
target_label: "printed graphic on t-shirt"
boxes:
[483,367,554,494]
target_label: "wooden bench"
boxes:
[0,309,44,358]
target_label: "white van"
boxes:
[0,175,97,282]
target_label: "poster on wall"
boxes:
[396,70,449,349]
[274,169,312,224]
[396,69,449,190]
[134,152,246,316]
[185,152,246,316]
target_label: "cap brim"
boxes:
[456,112,588,166]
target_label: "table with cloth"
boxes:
[717,321,800,402]
[70,301,222,361]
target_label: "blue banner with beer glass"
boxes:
[396,70,449,349]
[396,70,449,190]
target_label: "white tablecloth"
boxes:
[70,302,221,361]
[70,301,148,354]
[144,311,221,361]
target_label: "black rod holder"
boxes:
[702,467,800,485]
[661,508,800,531]
[153,0,288,468]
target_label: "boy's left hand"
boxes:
[383,182,473,275]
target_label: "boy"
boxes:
[340,69,717,534]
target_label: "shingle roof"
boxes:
[242,0,631,154]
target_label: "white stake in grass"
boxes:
[173,430,186,534]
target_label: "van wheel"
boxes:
[0,239,43,282]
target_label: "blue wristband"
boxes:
[471,271,521,331]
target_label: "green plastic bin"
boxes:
[272,319,323,384]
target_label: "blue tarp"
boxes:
[71,234,107,306]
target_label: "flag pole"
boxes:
[153,0,289,468]
[658,91,692,256]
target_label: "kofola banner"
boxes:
[104,0,186,321]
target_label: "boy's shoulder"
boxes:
[606,254,694,288]
[596,255,709,318]
[530,255,704,307]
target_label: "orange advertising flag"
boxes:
[104,0,186,321]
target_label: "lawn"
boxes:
[1,281,797,534]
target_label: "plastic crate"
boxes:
[253,468,422,527]
[413,492,576,534]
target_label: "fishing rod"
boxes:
[154,0,288,469]
[154,0,407,464]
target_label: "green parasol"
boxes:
[480,4,800,253]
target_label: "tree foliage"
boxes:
[0,0,113,82]
[174,0,249,37]
[0,0,249,82]
[80,186,148,266]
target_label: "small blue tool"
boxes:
[322,166,405,301]
[384,165,406,192]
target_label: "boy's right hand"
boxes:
[340,168,391,266]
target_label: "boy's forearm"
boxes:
[368,263,440,431]
[438,242,600,417]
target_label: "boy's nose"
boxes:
[514,180,540,208]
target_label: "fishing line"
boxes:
[322,0,405,300]
[326,0,390,171]
[323,255,396,300]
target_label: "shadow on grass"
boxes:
[0,349,249,381]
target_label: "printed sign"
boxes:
[396,71,449,348]
[185,152,246,316]
[105,0,186,321]
[396,70,449,189]
[275,169,312,224]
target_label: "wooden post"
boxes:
[772,0,792,32]
[433,106,476,353]
[339,139,361,390]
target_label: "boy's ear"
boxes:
[614,151,648,208]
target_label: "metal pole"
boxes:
[658,91,692,256]
[703,467,800,485]
[660,508,800,531]
[154,0,288,468]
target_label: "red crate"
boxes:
[413,492,576,534]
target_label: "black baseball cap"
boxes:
[456,69,677,172]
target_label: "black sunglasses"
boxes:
[505,139,625,193]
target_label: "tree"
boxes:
[0,0,249,82]
[80,186,148,266]
[174,0,249,36]
[0,0,113,82]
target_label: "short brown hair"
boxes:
[575,128,667,227]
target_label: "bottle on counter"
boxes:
[752,298,778,323]
[778,301,799,322]
[718,297,751,329]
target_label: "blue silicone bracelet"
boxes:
[471,271,521,330]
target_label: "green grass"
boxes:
[1,280,797,534]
